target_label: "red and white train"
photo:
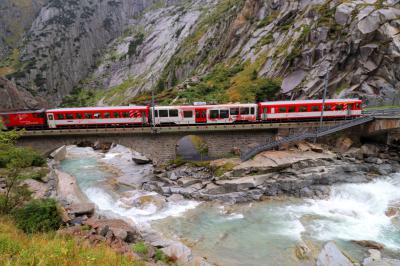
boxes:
[0,99,363,129]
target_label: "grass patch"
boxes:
[132,241,148,256]
[0,216,144,265]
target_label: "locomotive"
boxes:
[0,99,363,130]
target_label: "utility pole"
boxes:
[150,75,156,132]
[315,70,329,143]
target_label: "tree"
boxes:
[0,124,34,214]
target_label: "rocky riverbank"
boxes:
[143,141,400,204]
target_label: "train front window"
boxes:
[66,114,73,119]
[57,114,64,120]
[76,113,82,119]
[220,110,229,118]
[159,110,168,117]
[169,109,178,117]
[240,108,249,115]
[183,111,193,118]
[210,110,219,119]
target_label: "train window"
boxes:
[169,109,179,117]
[210,110,219,119]
[183,111,193,118]
[159,110,168,117]
[240,108,250,115]
[298,106,307,112]
[114,112,120,118]
[220,110,229,118]
[85,113,92,119]
[154,110,159,118]
[94,113,101,118]
[230,108,239,115]
[264,108,269,113]
[324,105,332,111]
[122,112,130,118]
[48,115,54,120]
[336,104,344,110]
[279,107,287,113]
[57,114,64,120]
[288,106,296,112]
[66,114,74,119]
[356,103,361,109]
[76,113,82,119]
[104,113,111,118]
[133,112,138,118]
[311,106,320,112]
[37,113,45,118]
[250,107,255,115]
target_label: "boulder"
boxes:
[67,203,95,216]
[161,242,193,264]
[216,174,272,192]
[361,144,380,157]
[336,137,353,153]
[351,240,385,250]
[335,3,356,25]
[317,241,353,266]
[22,179,48,199]
[364,258,400,266]
[177,177,201,187]
[49,145,67,161]
[85,218,141,243]
[132,194,166,210]
[363,249,382,265]
[93,141,112,151]
[132,153,152,165]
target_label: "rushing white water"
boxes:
[288,175,400,250]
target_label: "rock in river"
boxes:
[317,241,353,266]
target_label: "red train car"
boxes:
[0,109,47,129]
[45,106,150,128]
[258,99,362,121]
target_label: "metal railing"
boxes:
[240,116,375,161]
[363,108,400,116]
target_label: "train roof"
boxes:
[47,106,148,112]
[259,99,362,105]
[0,109,45,115]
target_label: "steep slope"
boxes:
[0,0,48,61]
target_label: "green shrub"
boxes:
[154,248,170,263]
[0,146,45,168]
[132,242,148,256]
[12,199,62,234]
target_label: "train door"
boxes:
[195,108,207,124]
[47,113,56,128]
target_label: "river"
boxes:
[59,145,400,265]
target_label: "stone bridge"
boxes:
[16,115,400,163]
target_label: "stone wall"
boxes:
[18,130,276,164]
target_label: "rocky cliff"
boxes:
[0,0,399,109]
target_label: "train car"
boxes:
[0,109,47,129]
[45,106,150,129]
[258,99,363,121]
[153,103,258,125]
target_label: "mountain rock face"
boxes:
[0,0,48,60]
[0,0,399,109]
[0,77,46,111]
